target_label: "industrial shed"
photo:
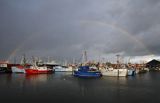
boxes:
[146,59,160,70]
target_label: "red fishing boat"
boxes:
[25,66,53,74]
[25,56,53,74]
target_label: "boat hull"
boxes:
[0,67,7,73]
[54,69,72,72]
[73,71,102,78]
[11,66,25,73]
[25,69,53,74]
[101,69,127,77]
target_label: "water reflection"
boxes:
[9,74,50,84]
[25,74,49,83]
[0,72,160,102]
[80,79,101,97]
[53,72,72,78]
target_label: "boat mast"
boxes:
[82,50,87,64]
[20,54,26,66]
[116,54,120,69]
[84,50,87,63]
[31,56,37,67]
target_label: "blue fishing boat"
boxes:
[73,66,102,78]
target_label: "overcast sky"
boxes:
[0,0,160,63]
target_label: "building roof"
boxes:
[146,59,160,65]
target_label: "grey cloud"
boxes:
[0,0,160,62]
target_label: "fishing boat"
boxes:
[73,66,102,78]
[73,50,102,78]
[25,58,53,74]
[53,65,72,72]
[100,55,128,77]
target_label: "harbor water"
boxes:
[0,72,160,103]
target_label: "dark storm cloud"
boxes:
[0,0,160,62]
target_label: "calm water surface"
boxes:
[0,72,160,103]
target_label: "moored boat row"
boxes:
[0,61,150,78]
[0,52,151,78]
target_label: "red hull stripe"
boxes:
[25,69,52,74]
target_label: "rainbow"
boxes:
[80,20,153,55]
[7,32,39,61]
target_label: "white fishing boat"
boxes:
[100,55,128,77]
